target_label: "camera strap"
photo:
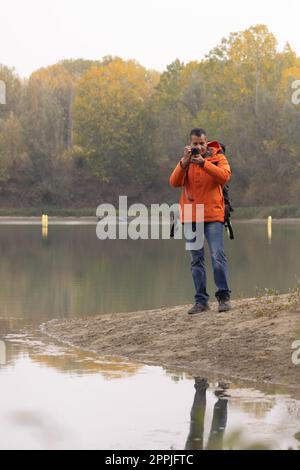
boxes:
[183,165,194,201]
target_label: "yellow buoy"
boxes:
[41,214,49,239]
[41,214,48,227]
[42,225,48,239]
[267,215,272,242]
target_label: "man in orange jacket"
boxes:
[169,128,232,314]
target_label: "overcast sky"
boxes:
[1,0,300,77]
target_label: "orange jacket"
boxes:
[169,141,231,223]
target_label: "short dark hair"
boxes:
[190,128,207,137]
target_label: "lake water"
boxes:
[0,222,300,450]
[0,222,299,322]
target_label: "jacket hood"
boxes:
[206,141,224,161]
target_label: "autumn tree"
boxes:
[73,57,160,195]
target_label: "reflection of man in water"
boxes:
[185,378,228,450]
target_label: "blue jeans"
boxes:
[184,222,231,305]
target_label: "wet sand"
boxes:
[42,292,300,391]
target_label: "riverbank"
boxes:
[42,292,300,391]
[0,216,98,225]
[1,216,300,225]
[1,204,300,220]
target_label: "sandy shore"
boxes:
[42,292,300,391]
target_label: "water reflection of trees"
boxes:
[234,399,275,419]
[0,226,192,321]
[2,333,142,379]
[1,224,300,323]
[0,318,11,335]
[28,351,141,379]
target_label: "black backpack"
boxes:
[222,183,234,239]
[220,143,234,240]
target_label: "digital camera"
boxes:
[190,147,200,156]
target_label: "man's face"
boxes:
[190,134,208,156]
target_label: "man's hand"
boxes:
[180,146,192,169]
[190,155,206,167]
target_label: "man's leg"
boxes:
[185,222,209,306]
[189,247,210,305]
[204,222,231,302]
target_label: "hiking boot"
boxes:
[218,298,232,312]
[187,303,210,315]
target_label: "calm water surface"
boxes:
[0,222,299,321]
[0,222,300,449]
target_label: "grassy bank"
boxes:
[0,205,300,219]
[0,207,97,217]
[232,206,300,220]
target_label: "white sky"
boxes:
[1,0,300,77]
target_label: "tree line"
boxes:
[1,24,300,211]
